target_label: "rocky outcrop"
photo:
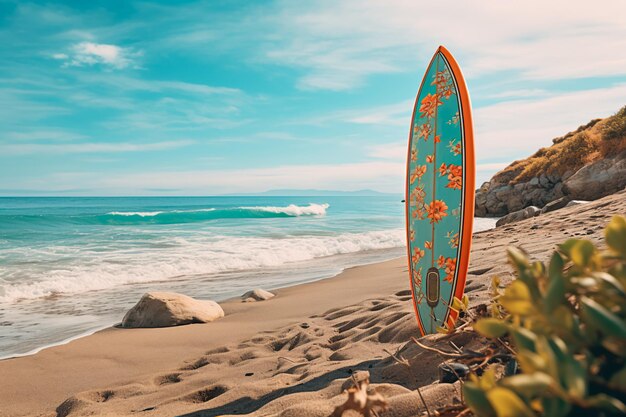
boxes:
[241,288,275,302]
[475,107,626,218]
[121,292,224,328]
[477,152,626,218]
[475,173,567,217]
[563,151,626,201]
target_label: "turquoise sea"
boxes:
[0,196,496,358]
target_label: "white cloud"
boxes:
[56,42,140,69]
[474,83,626,161]
[342,83,626,174]
[368,143,406,160]
[0,140,193,154]
[346,100,412,126]
[257,0,626,90]
[5,129,86,142]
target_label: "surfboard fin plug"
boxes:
[426,267,440,307]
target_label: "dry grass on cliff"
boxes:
[494,105,626,184]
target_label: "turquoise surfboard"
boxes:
[405,46,475,335]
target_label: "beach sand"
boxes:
[0,190,624,417]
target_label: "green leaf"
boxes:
[507,247,530,271]
[544,254,566,313]
[535,336,560,381]
[548,252,564,283]
[605,215,626,257]
[462,294,470,309]
[516,351,546,374]
[475,318,509,338]
[531,261,545,278]
[451,296,464,312]
[436,326,449,334]
[609,366,626,391]
[585,394,626,414]
[479,368,498,390]
[541,397,571,417]
[500,372,554,399]
[500,281,535,316]
[463,382,496,417]
[510,327,537,352]
[547,337,587,398]
[592,271,626,295]
[550,306,576,338]
[570,240,595,268]
[580,296,626,339]
[558,238,580,258]
[486,387,536,417]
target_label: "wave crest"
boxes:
[101,204,329,224]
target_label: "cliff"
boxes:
[476,105,626,217]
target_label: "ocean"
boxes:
[0,196,496,358]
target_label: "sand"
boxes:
[0,190,624,417]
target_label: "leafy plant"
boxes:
[464,215,626,417]
[603,106,626,142]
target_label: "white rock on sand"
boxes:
[121,292,224,328]
[241,288,275,302]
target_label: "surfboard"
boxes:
[405,46,475,336]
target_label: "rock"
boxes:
[494,185,512,200]
[562,169,575,181]
[539,174,550,187]
[438,362,470,383]
[121,292,224,328]
[553,182,564,198]
[507,193,524,212]
[496,206,541,227]
[241,288,275,302]
[529,177,539,186]
[540,196,571,214]
[564,151,626,201]
[565,200,589,207]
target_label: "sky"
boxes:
[0,0,625,196]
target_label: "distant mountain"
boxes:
[226,189,398,197]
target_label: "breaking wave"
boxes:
[0,228,404,302]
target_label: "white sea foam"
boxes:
[240,203,330,216]
[0,228,403,302]
[105,204,328,218]
[106,211,164,217]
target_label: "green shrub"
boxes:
[603,106,626,142]
[465,215,626,417]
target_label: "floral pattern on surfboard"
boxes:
[406,48,473,335]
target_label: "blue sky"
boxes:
[0,0,625,195]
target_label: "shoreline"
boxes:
[1,197,620,416]
[0,252,406,362]
[0,248,406,361]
